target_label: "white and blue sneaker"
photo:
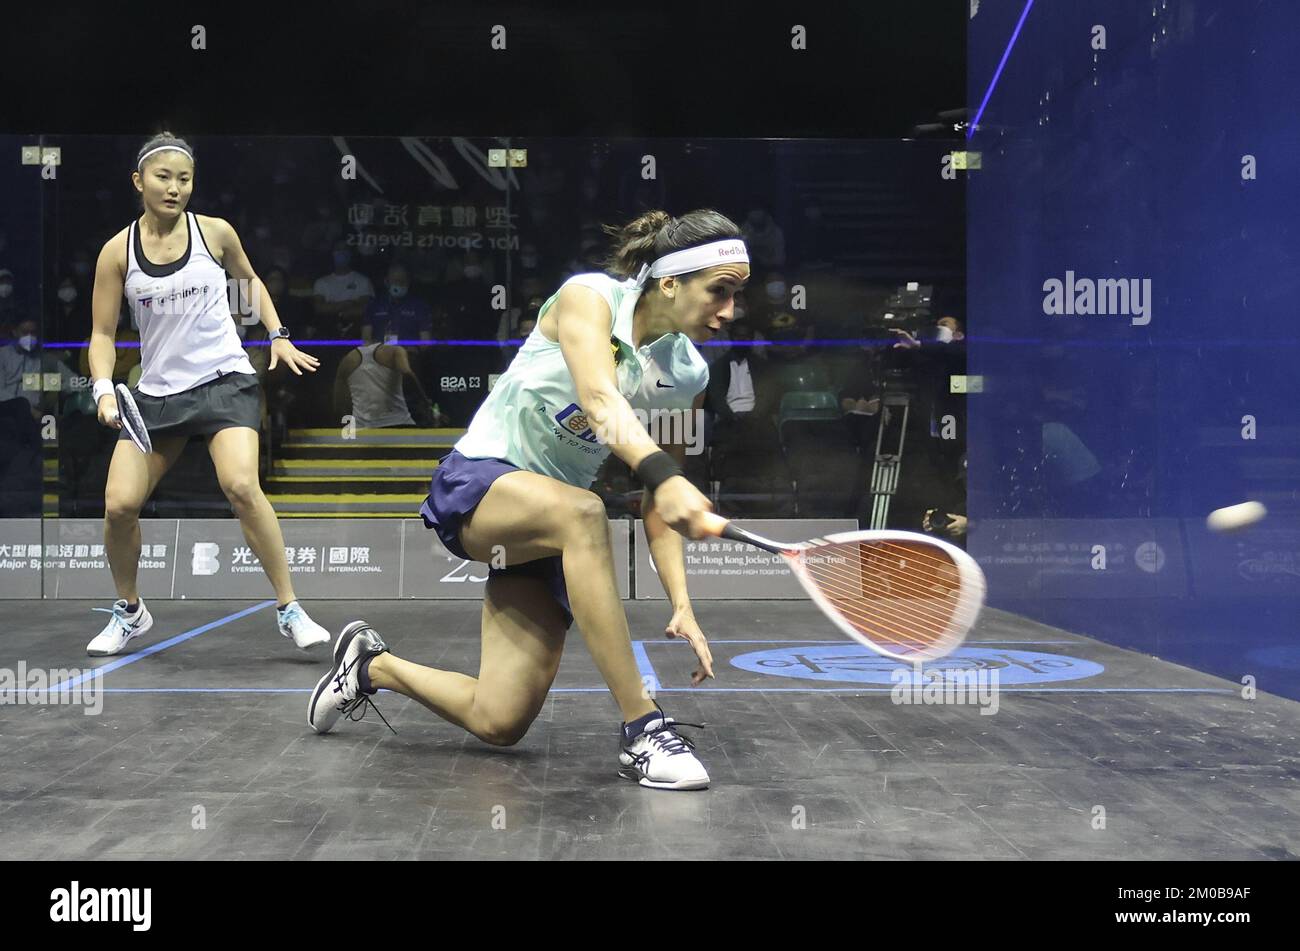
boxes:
[278,601,330,650]
[87,598,154,656]
[308,620,393,734]
[619,704,710,790]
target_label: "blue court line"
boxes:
[969,0,1036,139]
[52,600,275,690]
[630,642,661,694]
[89,686,1238,695]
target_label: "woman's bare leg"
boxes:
[457,470,656,724]
[103,434,189,602]
[367,573,567,746]
[206,426,295,605]
[368,469,655,736]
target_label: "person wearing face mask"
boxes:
[51,276,89,339]
[747,269,788,331]
[0,319,48,516]
[363,263,433,345]
[312,243,374,339]
[763,272,788,306]
[0,319,43,410]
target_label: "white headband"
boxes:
[137,145,193,170]
[633,239,749,288]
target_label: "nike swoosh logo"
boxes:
[656,381,674,388]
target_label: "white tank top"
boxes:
[348,344,414,428]
[123,212,255,396]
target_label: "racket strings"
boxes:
[802,542,963,609]
[798,540,966,655]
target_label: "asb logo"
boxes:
[192,542,220,576]
[730,645,1104,685]
[554,403,599,443]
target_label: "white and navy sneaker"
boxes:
[278,601,330,650]
[86,598,154,656]
[618,704,710,790]
[308,620,393,734]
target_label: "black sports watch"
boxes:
[269,327,291,340]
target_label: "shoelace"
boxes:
[91,604,139,636]
[279,604,303,628]
[332,651,397,735]
[626,718,705,767]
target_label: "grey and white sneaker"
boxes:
[86,598,154,656]
[619,705,709,790]
[277,600,330,650]
[308,621,393,734]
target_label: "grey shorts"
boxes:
[119,370,261,442]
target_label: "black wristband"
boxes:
[637,450,683,492]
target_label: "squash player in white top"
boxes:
[86,132,332,656]
[308,210,749,790]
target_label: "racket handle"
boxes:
[697,512,784,555]
[698,513,730,537]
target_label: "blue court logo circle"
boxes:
[730,645,1104,685]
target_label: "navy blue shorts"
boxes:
[419,449,573,629]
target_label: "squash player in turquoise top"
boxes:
[309,209,750,790]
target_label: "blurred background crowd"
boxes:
[0,136,969,541]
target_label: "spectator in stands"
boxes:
[246,218,276,268]
[438,251,492,339]
[50,275,90,343]
[923,452,968,542]
[301,201,345,265]
[334,340,440,429]
[498,297,542,369]
[0,318,74,417]
[765,310,831,395]
[0,336,43,517]
[0,268,19,332]
[363,262,434,344]
[68,249,95,295]
[516,242,545,289]
[890,314,965,349]
[705,317,785,516]
[312,243,374,339]
[705,318,778,435]
[837,333,885,448]
[742,207,786,272]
